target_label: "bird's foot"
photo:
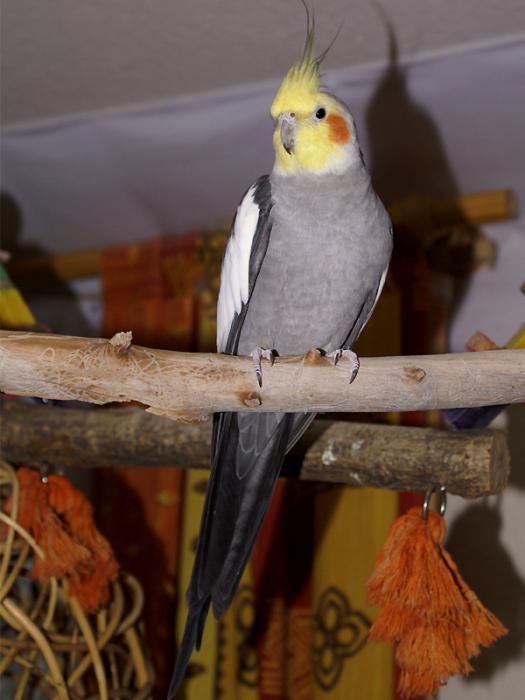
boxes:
[325,348,360,384]
[251,347,276,387]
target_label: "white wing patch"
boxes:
[217,184,260,352]
[353,265,389,343]
[369,266,388,319]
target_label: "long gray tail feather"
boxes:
[168,410,301,696]
[195,598,211,651]
[167,602,205,699]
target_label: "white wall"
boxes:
[2,0,525,124]
[3,37,524,254]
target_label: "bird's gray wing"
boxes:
[169,175,285,697]
[208,171,314,610]
[215,172,319,458]
[216,174,274,356]
[343,259,390,349]
[202,411,294,613]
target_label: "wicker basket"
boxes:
[0,460,155,699]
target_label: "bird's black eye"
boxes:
[315,107,326,120]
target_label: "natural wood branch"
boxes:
[1,330,524,421]
[0,331,523,419]
[0,400,509,497]
[389,189,517,231]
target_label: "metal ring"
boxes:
[39,462,51,485]
[422,485,447,519]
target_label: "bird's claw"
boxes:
[251,348,275,387]
[326,348,360,384]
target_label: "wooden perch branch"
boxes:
[0,331,523,419]
[0,400,509,497]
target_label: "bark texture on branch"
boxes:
[0,331,523,419]
[0,400,509,497]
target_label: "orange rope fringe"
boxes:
[8,467,119,613]
[367,506,507,697]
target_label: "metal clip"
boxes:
[422,485,447,519]
[39,463,51,485]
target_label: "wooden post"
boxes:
[0,400,509,498]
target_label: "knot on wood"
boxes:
[240,391,262,408]
[109,331,132,354]
[303,348,324,366]
[402,366,427,384]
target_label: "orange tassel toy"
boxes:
[367,487,507,698]
[6,467,118,613]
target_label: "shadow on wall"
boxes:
[1,191,44,260]
[364,8,525,679]
[365,21,460,202]
[507,404,525,490]
[364,11,475,349]
[446,501,525,678]
[1,191,95,336]
[92,467,173,697]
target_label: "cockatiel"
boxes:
[168,16,392,699]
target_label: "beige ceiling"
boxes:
[2,0,525,125]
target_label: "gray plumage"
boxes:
[239,163,391,355]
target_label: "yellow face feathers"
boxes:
[272,97,352,175]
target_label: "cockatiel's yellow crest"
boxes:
[270,23,321,118]
[270,10,357,176]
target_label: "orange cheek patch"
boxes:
[327,114,350,144]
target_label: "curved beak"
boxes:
[280,117,297,155]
